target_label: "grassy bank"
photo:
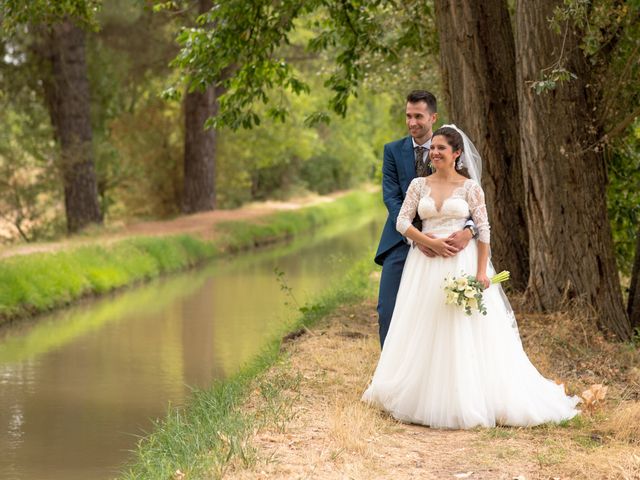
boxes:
[216,190,381,253]
[121,256,378,479]
[0,190,381,326]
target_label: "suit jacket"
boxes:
[374,136,418,265]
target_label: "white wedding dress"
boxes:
[362,177,580,428]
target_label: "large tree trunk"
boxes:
[628,227,640,331]
[183,0,217,213]
[515,0,631,339]
[434,0,529,291]
[40,20,102,233]
[183,86,217,213]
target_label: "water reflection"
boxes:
[0,212,382,480]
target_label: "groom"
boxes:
[375,90,476,348]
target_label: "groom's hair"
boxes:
[406,90,437,113]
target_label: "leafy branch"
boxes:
[161,0,436,130]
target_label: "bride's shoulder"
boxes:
[463,178,481,189]
[462,178,484,196]
[409,177,427,189]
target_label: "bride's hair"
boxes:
[432,127,471,179]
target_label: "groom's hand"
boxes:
[446,229,473,251]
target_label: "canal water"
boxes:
[0,214,382,479]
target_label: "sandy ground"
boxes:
[0,191,345,260]
[224,299,640,480]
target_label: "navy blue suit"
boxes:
[375,136,420,348]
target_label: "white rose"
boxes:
[456,277,468,288]
[464,287,477,298]
[446,291,458,305]
[468,297,478,310]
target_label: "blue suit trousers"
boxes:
[377,241,410,348]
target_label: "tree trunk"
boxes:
[183,86,217,213]
[40,20,102,233]
[183,0,217,213]
[628,227,640,331]
[515,0,631,339]
[433,0,529,291]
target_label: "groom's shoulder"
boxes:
[384,136,410,151]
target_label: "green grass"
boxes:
[0,236,212,319]
[216,190,380,252]
[0,190,381,326]
[123,348,274,479]
[121,257,378,479]
[0,236,217,322]
[482,426,518,439]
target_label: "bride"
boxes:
[362,125,580,428]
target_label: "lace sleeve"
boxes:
[467,180,490,244]
[396,179,421,235]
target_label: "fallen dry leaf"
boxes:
[581,383,608,411]
[173,469,186,480]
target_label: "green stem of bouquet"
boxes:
[490,270,510,284]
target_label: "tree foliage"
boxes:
[161,0,435,128]
[0,0,100,34]
[1,0,105,233]
[546,1,640,275]
[0,29,64,240]
[608,121,640,275]
[546,0,640,137]
[87,0,181,217]
[215,76,402,207]
[0,92,62,241]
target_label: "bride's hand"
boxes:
[425,237,459,257]
[416,243,437,257]
[476,272,490,289]
[416,233,437,257]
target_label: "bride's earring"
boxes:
[455,158,463,170]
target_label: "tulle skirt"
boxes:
[362,239,580,429]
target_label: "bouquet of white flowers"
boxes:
[443,271,510,316]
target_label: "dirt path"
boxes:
[225,299,640,480]
[0,191,345,260]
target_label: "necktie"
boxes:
[412,145,429,232]
[414,145,430,177]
